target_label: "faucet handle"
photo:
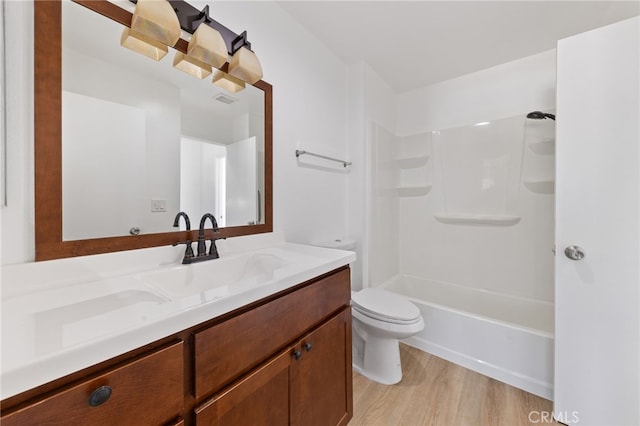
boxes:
[173,240,194,262]
[208,234,226,258]
[208,239,220,258]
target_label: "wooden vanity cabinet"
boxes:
[195,308,352,426]
[0,342,184,426]
[193,267,351,398]
[0,267,352,426]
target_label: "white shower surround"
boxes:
[363,49,557,401]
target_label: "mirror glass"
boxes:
[61,0,265,241]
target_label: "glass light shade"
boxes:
[120,28,168,61]
[173,52,212,79]
[188,24,228,68]
[131,0,181,47]
[228,47,263,84]
[212,70,246,93]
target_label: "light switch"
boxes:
[151,199,167,212]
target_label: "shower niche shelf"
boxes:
[396,155,430,169]
[396,185,432,197]
[527,138,555,155]
[523,179,555,194]
[434,213,521,226]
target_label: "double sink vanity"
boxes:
[1,233,356,425]
[2,1,356,423]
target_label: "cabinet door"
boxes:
[291,308,353,426]
[195,350,292,426]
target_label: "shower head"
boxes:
[526,111,556,121]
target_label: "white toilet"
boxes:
[351,287,424,385]
[312,238,425,385]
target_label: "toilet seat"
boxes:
[352,288,421,325]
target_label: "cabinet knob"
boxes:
[303,342,312,352]
[88,385,112,407]
[292,350,302,360]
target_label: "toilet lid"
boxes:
[351,288,421,323]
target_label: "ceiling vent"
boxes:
[213,93,238,104]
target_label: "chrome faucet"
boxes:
[172,211,194,263]
[197,213,223,260]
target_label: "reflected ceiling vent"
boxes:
[213,93,238,104]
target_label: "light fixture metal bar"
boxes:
[295,150,352,168]
[128,0,254,55]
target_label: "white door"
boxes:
[555,17,639,426]
[226,137,257,226]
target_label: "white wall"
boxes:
[209,1,350,246]
[1,1,351,264]
[347,62,396,290]
[1,1,34,265]
[397,50,557,136]
[395,50,557,302]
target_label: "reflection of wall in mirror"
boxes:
[62,0,267,239]
[181,102,265,227]
[180,136,259,228]
[62,47,180,238]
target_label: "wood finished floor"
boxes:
[351,344,555,426]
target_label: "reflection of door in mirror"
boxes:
[62,91,148,240]
[226,137,257,226]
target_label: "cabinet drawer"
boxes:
[2,341,184,426]
[194,267,350,398]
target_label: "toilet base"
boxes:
[352,335,402,385]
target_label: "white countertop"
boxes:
[0,232,355,400]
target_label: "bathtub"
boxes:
[381,275,554,399]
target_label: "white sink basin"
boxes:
[1,233,356,401]
[2,277,170,365]
[139,251,288,302]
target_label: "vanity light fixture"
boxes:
[120,28,169,61]
[212,70,245,93]
[173,52,212,79]
[120,0,263,91]
[187,19,228,69]
[120,0,181,61]
[172,7,227,79]
[228,46,263,85]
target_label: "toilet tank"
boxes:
[312,239,356,251]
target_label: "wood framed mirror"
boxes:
[34,0,272,261]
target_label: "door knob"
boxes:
[564,245,585,261]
